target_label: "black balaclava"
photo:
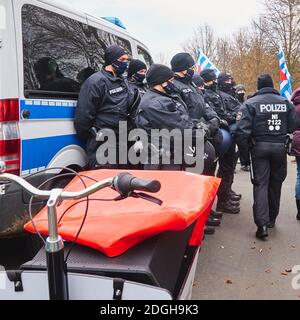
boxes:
[104,45,128,76]
[200,69,217,91]
[218,72,234,94]
[128,59,147,82]
[234,84,246,103]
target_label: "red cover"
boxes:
[25,170,220,257]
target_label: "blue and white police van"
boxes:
[0,0,153,237]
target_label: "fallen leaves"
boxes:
[226,280,233,285]
[265,269,272,274]
[285,269,292,273]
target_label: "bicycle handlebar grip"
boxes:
[114,173,161,196]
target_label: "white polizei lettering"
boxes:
[109,87,124,95]
[182,89,193,94]
[260,104,287,113]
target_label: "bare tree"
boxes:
[182,0,300,92]
[215,37,234,72]
[253,0,300,83]
[182,24,217,62]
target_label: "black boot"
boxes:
[297,200,300,221]
[228,199,240,208]
[230,194,242,202]
[230,190,242,200]
[216,200,240,214]
[256,226,268,240]
[267,220,276,229]
[206,217,221,227]
[211,210,223,219]
[204,227,215,235]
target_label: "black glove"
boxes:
[220,119,230,131]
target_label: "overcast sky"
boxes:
[60,0,264,62]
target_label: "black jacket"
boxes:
[128,79,148,97]
[135,89,196,132]
[236,87,299,147]
[128,79,148,127]
[173,77,218,122]
[218,90,241,116]
[204,88,237,125]
[74,68,134,140]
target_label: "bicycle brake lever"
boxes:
[114,192,163,206]
[131,192,163,206]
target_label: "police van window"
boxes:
[137,47,153,68]
[22,4,132,99]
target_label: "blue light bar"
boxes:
[101,17,126,30]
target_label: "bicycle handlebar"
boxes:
[0,167,161,201]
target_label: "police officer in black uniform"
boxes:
[234,84,246,104]
[217,72,241,119]
[135,64,214,172]
[127,59,148,96]
[217,72,250,179]
[170,54,221,169]
[74,44,134,169]
[201,69,241,215]
[171,53,219,126]
[192,75,205,94]
[236,74,299,239]
[170,53,223,225]
[233,84,251,171]
[127,59,148,129]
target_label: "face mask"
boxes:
[185,68,195,82]
[206,81,217,92]
[220,82,234,93]
[163,81,177,95]
[133,73,146,83]
[237,93,245,102]
[112,60,128,75]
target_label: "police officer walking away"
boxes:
[236,74,299,239]
[74,44,134,169]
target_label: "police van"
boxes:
[0,0,153,237]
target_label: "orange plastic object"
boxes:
[25,170,220,257]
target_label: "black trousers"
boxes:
[239,144,250,167]
[217,143,236,203]
[251,142,287,227]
